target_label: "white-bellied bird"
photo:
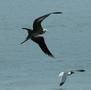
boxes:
[58,69,85,86]
[21,12,62,57]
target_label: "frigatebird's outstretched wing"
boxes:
[31,36,54,57]
[33,12,62,31]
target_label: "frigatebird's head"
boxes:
[43,28,48,33]
[21,28,32,44]
[40,28,48,35]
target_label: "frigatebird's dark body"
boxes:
[21,12,62,57]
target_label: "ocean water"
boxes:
[0,0,91,90]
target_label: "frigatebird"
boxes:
[58,69,85,86]
[21,12,62,57]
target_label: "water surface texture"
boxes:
[0,0,91,90]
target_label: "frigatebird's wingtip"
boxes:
[47,53,55,58]
[49,55,55,58]
[52,12,63,14]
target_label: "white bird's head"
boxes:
[68,71,74,76]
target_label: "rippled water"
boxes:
[0,0,91,90]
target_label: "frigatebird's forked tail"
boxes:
[20,28,32,44]
[31,36,54,57]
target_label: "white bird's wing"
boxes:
[74,69,85,72]
[69,69,85,74]
[59,72,67,86]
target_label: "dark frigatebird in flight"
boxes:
[21,12,62,57]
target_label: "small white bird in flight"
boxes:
[58,69,85,86]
